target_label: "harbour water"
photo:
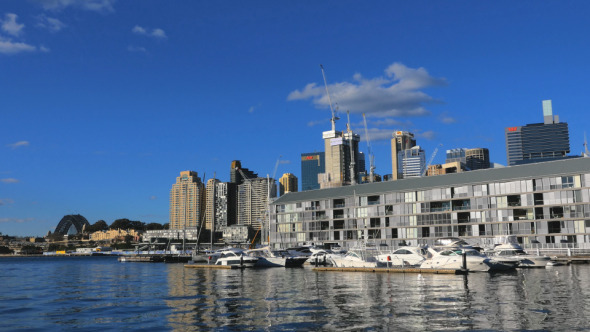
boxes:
[2,256,590,331]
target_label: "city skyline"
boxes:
[2,1,590,236]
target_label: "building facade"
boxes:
[506,100,571,166]
[446,148,490,171]
[397,146,426,178]
[391,131,417,180]
[230,160,258,185]
[238,177,277,230]
[301,152,325,191]
[319,129,361,188]
[279,173,298,196]
[169,171,205,230]
[270,158,590,249]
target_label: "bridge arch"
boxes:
[55,214,90,235]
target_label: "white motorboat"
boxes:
[420,247,514,272]
[329,242,381,268]
[245,247,308,267]
[488,242,551,268]
[215,248,259,268]
[285,246,313,258]
[375,246,428,267]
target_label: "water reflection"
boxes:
[165,265,590,331]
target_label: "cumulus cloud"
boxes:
[36,14,66,32]
[1,178,19,183]
[288,62,447,118]
[132,25,167,39]
[33,0,116,12]
[1,13,24,37]
[7,141,30,149]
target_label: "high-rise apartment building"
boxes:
[301,152,325,191]
[279,173,298,196]
[230,160,258,185]
[391,131,417,179]
[319,129,361,188]
[391,131,417,180]
[205,178,220,231]
[506,100,570,166]
[446,148,490,170]
[169,171,205,230]
[237,177,277,230]
[397,146,425,178]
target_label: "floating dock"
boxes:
[184,264,237,269]
[312,266,467,274]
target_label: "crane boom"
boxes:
[346,111,356,185]
[320,64,339,131]
[362,113,375,183]
[422,143,443,177]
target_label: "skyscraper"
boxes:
[230,160,258,185]
[319,129,361,188]
[237,177,276,230]
[279,173,298,196]
[446,148,490,170]
[169,171,205,230]
[301,152,325,191]
[397,146,425,178]
[391,131,416,180]
[505,100,570,166]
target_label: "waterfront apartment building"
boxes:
[506,100,571,166]
[270,158,590,249]
[391,131,417,180]
[279,173,298,196]
[238,177,277,230]
[301,152,325,191]
[205,179,237,232]
[169,171,205,230]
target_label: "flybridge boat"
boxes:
[328,241,380,268]
[245,247,308,267]
[375,246,428,267]
[420,247,515,272]
[215,248,259,268]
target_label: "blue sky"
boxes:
[2,0,589,236]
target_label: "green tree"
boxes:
[0,246,13,254]
[146,223,164,230]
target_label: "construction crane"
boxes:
[362,113,375,183]
[346,111,356,185]
[320,64,339,131]
[272,155,282,180]
[422,143,443,177]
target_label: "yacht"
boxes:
[328,242,380,268]
[487,242,551,268]
[215,248,259,268]
[375,246,428,267]
[245,247,308,267]
[420,247,515,272]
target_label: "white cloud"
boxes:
[36,14,66,32]
[1,13,24,37]
[132,25,167,39]
[127,45,147,53]
[0,217,33,223]
[438,112,456,124]
[0,37,36,54]
[149,195,157,200]
[7,141,30,149]
[415,130,436,140]
[288,62,447,119]
[33,0,116,12]
[0,178,19,183]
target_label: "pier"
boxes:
[184,264,237,269]
[312,266,467,274]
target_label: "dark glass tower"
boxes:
[505,100,571,166]
[301,152,325,191]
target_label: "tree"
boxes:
[0,246,13,254]
[146,223,164,230]
[110,219,145,231]
[87,220,108,232]
[162,223,170,230]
